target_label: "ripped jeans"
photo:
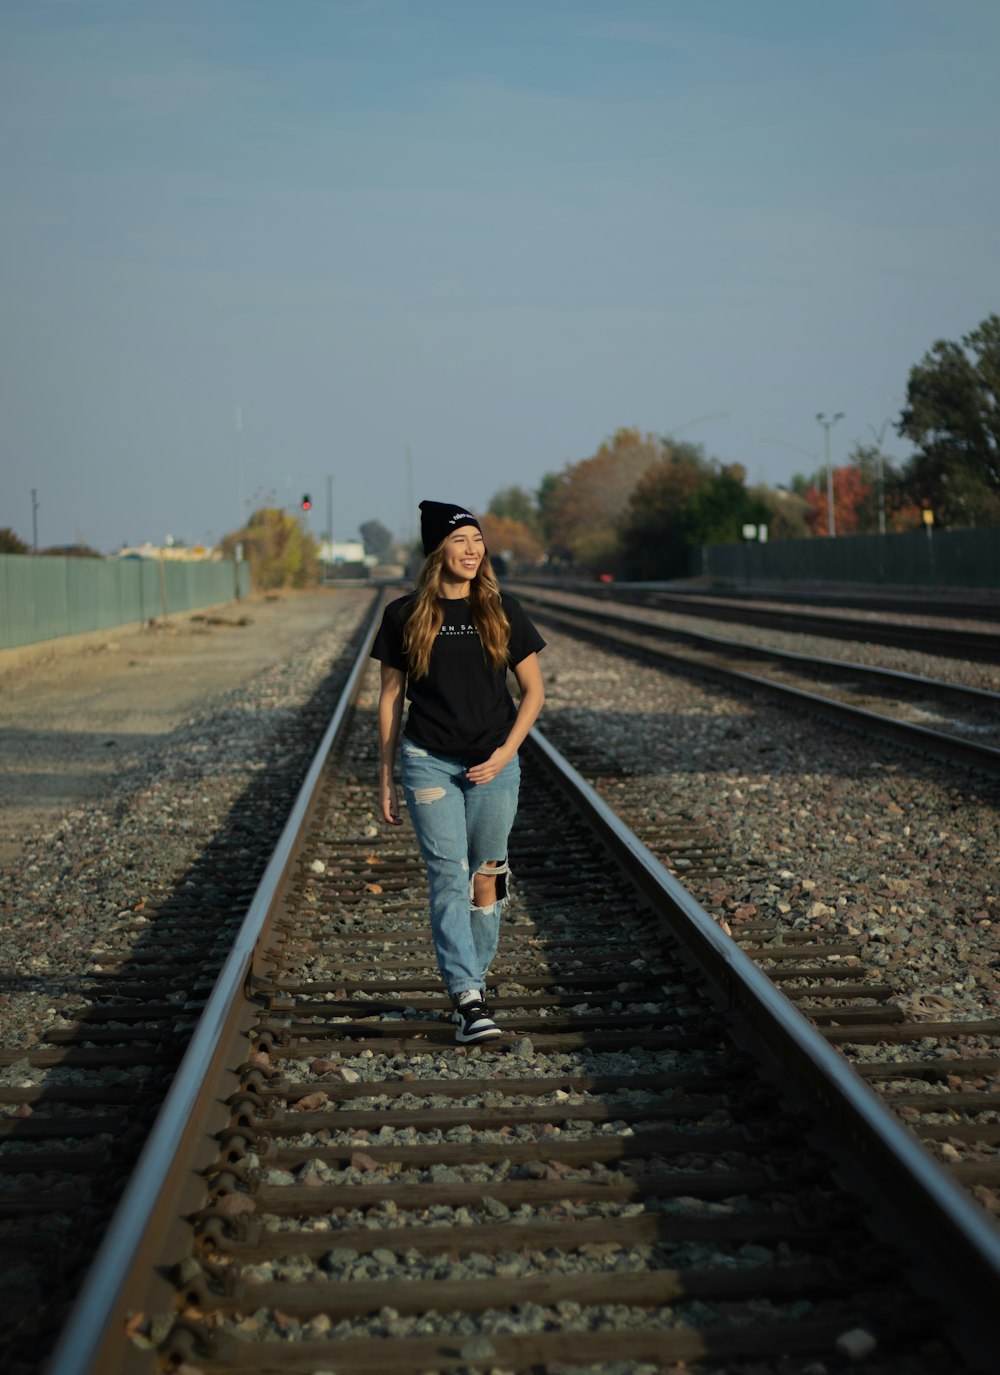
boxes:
[400,739,520,996]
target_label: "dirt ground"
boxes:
[0,588,373,865]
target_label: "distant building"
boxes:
[318,540,376,566]
[114,542,221,561]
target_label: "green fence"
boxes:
[0,555,251,651]
[694,526,1000,589]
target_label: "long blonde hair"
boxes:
[403,546,510,679]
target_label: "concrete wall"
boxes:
[0,555,251,651]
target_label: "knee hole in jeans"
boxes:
[472,858,509,907]
[413,786,446,805]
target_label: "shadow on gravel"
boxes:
[0,608,377,1375]
[0,726,158,799]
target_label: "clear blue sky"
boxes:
[2,0,998,553]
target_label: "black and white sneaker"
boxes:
[451,990,502,1044]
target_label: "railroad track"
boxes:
[515,579,1000,663]
[508,584,1000,777]
[0,601,383,1375]
[37,596,1000,1375]
[637,584,1000,622]
[509,586,1000,1202]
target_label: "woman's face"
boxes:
[441,524,485,586]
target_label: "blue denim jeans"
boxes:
[400,740,521,996]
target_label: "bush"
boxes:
[220,509,320,590]
[0,528,29,554]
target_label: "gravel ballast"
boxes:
[1,591,997,1375]
[534,617,1000,1024]
[0,589,374,1053]
[3,593,996,1088]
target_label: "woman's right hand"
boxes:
[381,781,402,826]
[377,665,406,828]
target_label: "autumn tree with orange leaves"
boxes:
[478,512,543,571]
[540,427,664,569]
[803,446,923,536]
[803,465,873,536]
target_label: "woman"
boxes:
[372,500,545,1043]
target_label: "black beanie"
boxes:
[419,500,482,555]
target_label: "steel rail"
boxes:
[516,595,1000,777]
[527,727,1000,1371]
[514,577,1000,661]
[640,582,1000,621]
[525,575,1000,621]
[43,592,385,1375]
[43,588,1000,1374]
[633,594,1000,660]
[515,584,1000,711]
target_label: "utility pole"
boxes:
[405,446,414,546]
[326,475,333,578]
[815,412,844,537]
[234,407,244,529]
[31,489,39,553]
[868,419,893,537]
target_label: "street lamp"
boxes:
[815,412,844,538]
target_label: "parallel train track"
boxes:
[507,584,1000,777]
[514,579,1000,663]
[508,586,1000,1203]
[33,595,1000,1375]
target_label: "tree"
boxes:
[488,486,539,536]
[479,513,543,571]
[359,518,393,560]
[897,314,1000,526]
[39,543,103,558]
[751,485,811,540]
[846,443,886,534]
[618,450,776,577]
[617,443,714,579]
[543,428,664,571]
[535,471,563,550]
[785,446,922,536]
[220,508,319,589]
[0,528,28,554]
[682,463,771,546]
[802,465,873,536]
[845,443,923,534]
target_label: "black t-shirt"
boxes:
[371,592,545,763]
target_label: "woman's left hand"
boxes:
[466,748,512,785]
